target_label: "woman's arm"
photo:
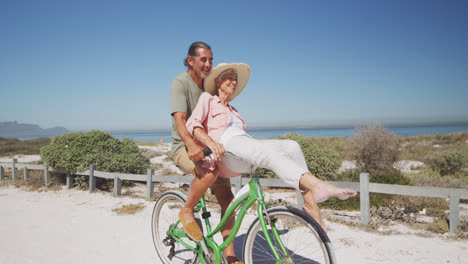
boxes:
[186,93,225,160]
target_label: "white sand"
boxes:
[1,144,467,263]
[1,186,467,264]
[0,155,42,163]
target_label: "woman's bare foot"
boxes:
[311,181,357,203]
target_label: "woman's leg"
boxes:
[179,165,218,241]
[264,139,357,203]
[224,136,356,231]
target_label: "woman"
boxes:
[179,63,357,246]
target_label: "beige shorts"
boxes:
[173,148,231,193]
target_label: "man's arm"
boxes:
[193,127,225,160]
[173,112,205,162]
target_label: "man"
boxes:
[169,41,241,264]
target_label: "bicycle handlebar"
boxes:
[203,147,212,157]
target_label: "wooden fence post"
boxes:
[146,169,154,199]
[24,167,29,180]
[89,165,96,193]
[0,166,3,183]
[66,172,73,189]
[12,158,17,181]
[360,173,370,224]
[114,176,121,196]
[44,166,49,186]
[449,192,460,233]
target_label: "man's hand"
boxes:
[174,112,205,161]
[186,143,205,162]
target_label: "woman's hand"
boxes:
[207,142,225,161]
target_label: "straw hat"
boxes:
[203,63,250,102]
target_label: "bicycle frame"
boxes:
[165,175,294,264]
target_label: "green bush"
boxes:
[350,123,401,173]
[40,130,149,174]
[256,133,341,181]
[432,152,468,176]
[321,170,410,210]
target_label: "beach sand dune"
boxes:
[1,186,467,264]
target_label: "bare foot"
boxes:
[312,181,357,203]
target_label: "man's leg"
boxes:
[174,149,240,262]
[211,178,239,263]
[179,165,218,241]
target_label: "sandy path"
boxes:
[1,186,467,264]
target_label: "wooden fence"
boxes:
[1,159,467,233]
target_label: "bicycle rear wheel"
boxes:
[243,206,335,264]
[151,191,199,264]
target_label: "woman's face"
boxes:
[217,71,238,98]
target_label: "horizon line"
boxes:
[100,120,468,134]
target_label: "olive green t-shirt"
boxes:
[169,72,203,158]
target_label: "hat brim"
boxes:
[203,63,250,102]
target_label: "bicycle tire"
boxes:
[151,191,199,264]
[243,206,335,264]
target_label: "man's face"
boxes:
[188,48,213,79]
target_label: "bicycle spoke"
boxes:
[152,192,199,264]
[243,207,334,264]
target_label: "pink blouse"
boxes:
[186,92,247,178]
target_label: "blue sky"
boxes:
[1,0,467,132]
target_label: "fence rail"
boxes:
[1,159,467,233]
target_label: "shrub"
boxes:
[371,171,410,185]
[40,130,149,174]
[350,123,401,173]
[431,152,468,176]
[256,133,342,181]
[321,170,410,210]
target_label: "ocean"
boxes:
[109,124,468,144]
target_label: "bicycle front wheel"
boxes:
[243,206,335,264]
[151,191,199,264]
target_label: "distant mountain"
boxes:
[0,121,71,139]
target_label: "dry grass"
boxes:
[0,137,51,156]
[135,141,163,147]
[2,169,64,191]
[323,207,468,239]
[399,132,468,160]
[112,203,146,215]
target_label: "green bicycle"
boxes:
[151,152,336,264]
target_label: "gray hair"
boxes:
[183,41,212,68]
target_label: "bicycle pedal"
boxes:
[162,237,174,246]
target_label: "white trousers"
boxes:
[221,135,310,190]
